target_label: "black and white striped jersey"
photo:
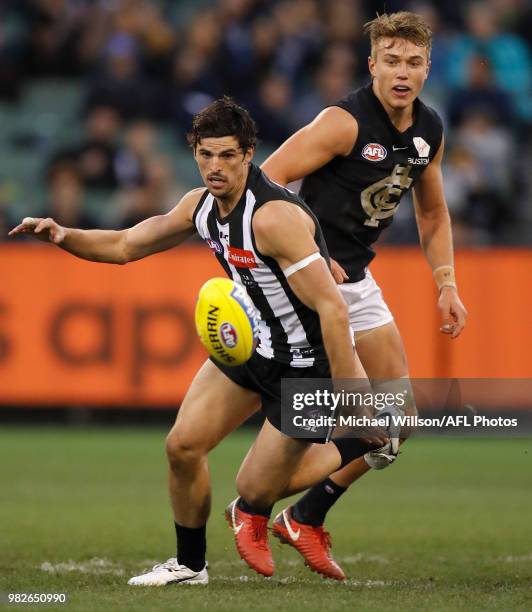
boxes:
[193,163,330,367]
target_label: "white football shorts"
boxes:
[339,269,394,332]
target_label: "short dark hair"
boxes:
[187,96,258,153]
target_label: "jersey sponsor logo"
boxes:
[392,145,408,151]
[228,246,258,268]
[362,143,387,162]
[219,321,238,348]
[206,238,223,254]
[407,157,429,165]
[413,137,430,158]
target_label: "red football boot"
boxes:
[272,506,345,580]
[225,498,274,577]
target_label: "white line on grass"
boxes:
[209,576,393,587]
[38,559,393,587]
[499,553,532,562]
[339,554,390,565]
[39,558,125,576]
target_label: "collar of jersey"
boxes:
[365,83,421,145]
[214,163,259,225]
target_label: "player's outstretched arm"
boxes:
[253,201,358,380]
[413,137,467,338]
[8,188,202,264]
[260,107,358,186]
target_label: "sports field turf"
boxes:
[1,427,531,611]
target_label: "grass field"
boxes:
[1,427,531,611]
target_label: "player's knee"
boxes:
[236,471,275,508]
[165,430,206,470]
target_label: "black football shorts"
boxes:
[210,351,331,442]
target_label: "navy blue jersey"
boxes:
[300,83,443,281]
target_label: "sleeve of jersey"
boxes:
[327,92,360,121]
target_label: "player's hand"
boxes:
[438,287,467,339]
[359,433,390,448]
[330,258,349,284]
[8,217,66,244]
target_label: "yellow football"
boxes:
[195,278,260,366]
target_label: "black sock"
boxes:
[292,478,347,526]
[175,523,206,572]
[236,496,273,518]
[333,436,378,468]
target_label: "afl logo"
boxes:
[206,238,223,254]
[362,143,387,162]
[220,322,238,348]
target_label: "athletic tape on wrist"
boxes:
[432,265,457,291]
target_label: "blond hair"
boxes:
[364,11,432,57]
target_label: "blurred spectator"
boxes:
[487,0,532,46]
[443,145,483,217]
[249,16,280,85]
[114,120,155,188]
[186,10,223,61]
[446,1,531,121]
[407,2,451,101]
[43,163,96,229]
[166,48,223,138]
[292,67,353,129]
[272,0,323,84]
[443,145,498,245]
[217,0,258,93]
[165,9,226,136]
[455,112,513,195]
[109,155,185,229]
[21,0,91,77]
[85,33,157,121]
[292,44,357,128]
[325,0,361,45]
[249,73,293,147]
[0,5,27,101]
[450,213,492,247]
[48,105,121,190]
[144,155,187,213]
[447,55,514,128]
[135,2,176,78]
[110,185,153,229]
[454,112,515,236]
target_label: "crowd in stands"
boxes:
[1,0,531,245]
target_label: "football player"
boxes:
[261,11,467,579]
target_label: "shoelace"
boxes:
[317,527,332,554]
[152,558,179,572]
[251,516,269,550]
